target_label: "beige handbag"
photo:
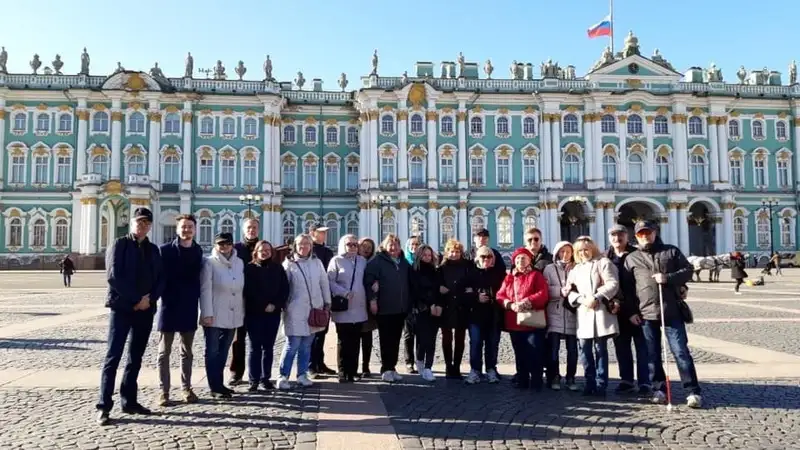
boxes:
[513,276,547,328]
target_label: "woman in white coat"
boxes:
[199,232,245,399]
[277,234,332,389]
[565,236,619,397]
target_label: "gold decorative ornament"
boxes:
[77,110,89,121]
[426,111,438,121]
[645,116,654,124]
[408,83,426,107]
[346,154,359,164]
[262,114,273,124]
[124,73,147,91]
[498,107,510,114]
[441,107,453,113]
[11,103,26,110]
[617,115,628,123]
[603,105,617,113]
[626,79,642,88]
[104,180,123,195]
[128,101,141,110]
[80,198,97,205]
[397,201,410,209]
[0,110,5,120]
[629,104,642,112]
[111,111,123,122]
[656,107,669,115]
[382,105,393,112]
[396,110,408,120]
[130,198,150,206]
[691,107,704,116]
[754,112,764,119]
[427,201,439,209]
[281,153,296,164]
[524,106,536,114]
[325,118,338,126]
[36,103,48,111]
[778,111,788,119]
[472,105,483,114]
[181,112,193,123]
[729,110,740,117]
[164,105,179,113]
[92,104,107,111]
[794,118,800,127]
[223,108,234,115]
[91,145,109,157]
[148,112,162,122]
[456,111,467,121]
[458,201,468,209]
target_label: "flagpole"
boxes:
[609,0,615,54]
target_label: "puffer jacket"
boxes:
[543,261,577,336]
[283,254,332,336]
[496,269,549,332]
[199,249,245,330]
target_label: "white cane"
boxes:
[658,284,674,411]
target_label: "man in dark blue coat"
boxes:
[96,207,163,426]
[155,214,204,407]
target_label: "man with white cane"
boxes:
[623,220,703,409]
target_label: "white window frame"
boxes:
[520,145,539,187]
[52,214,70,249]
[54,145,74,186]
[281,153,299,191]
[239,146,260,188]
[29,213,48,250]
[439,114,455,137]
[688,152,709,185]
[221,116,237,138]
[522,115,537,138]
[346,125,359,147]
[627,114,644,135]
[653,115,669,135]
[494,207,516,249]
[439,208,458,248]
[409,113,425,136]
[195,146,217,187]
[380,113,395,136]
[159,146,183,185]
[438,149,455,186]
[409,208,427,245]
[408,152,426,188]
[379,145,398,186]
[283,124,297,144]
[35,112,51,135]
[752,149,769,188]
[775,120,789,141]
[469,208,487,237]
[468,144,487,186]
[601,154,617,184]
[494,115,511,138]
[469,114,485,138]
[628,152,645,184]
[123,144,148,177]
[733,212,747,249]
[776,151,793,188]
[303,124,318,146]
[30,146,50,185]
[562,151,584,184]
[779,209,796,248]
[324,154,341,191]
[756,212,771,249]
[325,125,339,146]
[751,119,766,140]
[687,116,705,137]
[494,145,514,186]
[281,212,297,246]
[11,112,28,135]
[199,116,215,137]
[600,114,616,134]
[243,117,259,139]
[729,153,743,187]
[162,112,182,136]
[126,110,147,136]
[90,109,110,136]
[218,147,237,187]
[562,113,581,135]
[345,153,359,191]
[302,154,319,191]
[728,119,740,139]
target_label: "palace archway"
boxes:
[617,201,659,236]
[688,201,716,256]
[560,200,590,243]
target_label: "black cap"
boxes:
[634,220,658,234]
[474,228,490,237]
[608,224,627,235]
[133,207,153,223]
[214,232,234,245]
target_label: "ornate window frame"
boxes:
[281,152,298,192]
[282,122,297,145]
[520,144,540,187]
[303,117,319,147]
[281,211,298,246]
[29,142,51,186]
[562,144,585,184]
[775,148,792,188]
[324,121,340,147]
[522,206,540,232]
[627,145,646,184]
[344,153,360,191]
[217,145,238,188]
[89,105,111,136]
[468,144,487,186]
[87,144,111,180]
[439,111,455,137]
[600,114,617,134]
[653,115,670,135]
[407,145,427,188]
[125,105,147,137]
[469,108,485,138]
[161,108,183,137]
[408,112,425,137]
[469,207,487,237]
[562,112,582,136]
[52,143,74,186]
[301,152,319,192]
[27,207,49,252]
[195,209,216,249]
[323,152,341,192]
[379,112,396,137]
[601,144,619,184]
[123,144,148,177]
[626,113,644,136]
[242,115,259,140]
[494,206,517,249]
[732,207,748,250]
[494,144,514,187]
[494,109,511,139]
[10,109,28,136]
[687,115,706,138]
[240,146,260,189]
[50,208,71,250]
[220,115,237,140]
[199,114,215,138]
[195,145,217,188]
[345,124,359,148]
[751,118,766,141]
[345,211,359,238]
[159,145,183,184]
[779,208,796,248]
[379,143,398,187]
[774,118,789,142]
[3,208,25,251]
[752,147,769,188]
[409,207,428,244]
[687,145,710,186]
[439,206,458,247]
[437,144,456,187]
[654,145,674,184]
[33,112,51,136]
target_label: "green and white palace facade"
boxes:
[0,34,798,265]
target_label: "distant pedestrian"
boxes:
[730,251,747,295]
[95,207,163,426]
[59,255,75,287]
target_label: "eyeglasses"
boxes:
[346,242,358,247]
[478,255,493,259]
[635,229,654,237]
[526,237,540,242]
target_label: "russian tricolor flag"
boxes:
[587,16,612,39]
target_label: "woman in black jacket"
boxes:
[243,240,290,391]
[438,239,476,379]
[465,245,506,385]
[410,244,441,382]
[730,251,748,294]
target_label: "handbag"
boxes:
[513,275,547,328]
[331,258,357,312]
[676,285,694,324]
[555,265,578,314]
[294,260,330,328]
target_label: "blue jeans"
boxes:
[580,336,610,391]
[468,323,500,373]
[614,321,650,387]
[547,333,578,383]
[247,314,281,385]
[96,309,154,411]
[509,329,546,388]
[280,335,315,378]
[204,327,235,392]
[642,319,701,395]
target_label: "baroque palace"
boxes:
[0,32,798,265]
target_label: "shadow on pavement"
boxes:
[0,338,105,350]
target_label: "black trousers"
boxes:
[414,312,438,369]
[377,314,406,373]
[336,322,364,377]
[310,324,329,371]
[227,324,247,380]
[735,278,744,292]
[441,327,466,369]
[402,318,415,365]
[63,274,71,287]
[360,330,373,371]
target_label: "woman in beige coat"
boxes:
[565,236,619,397]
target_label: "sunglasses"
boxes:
[526,237,540,242]
[346,242,358,247]
[478,254,493,259]
[635,230,654,237]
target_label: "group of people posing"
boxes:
[94,206,704,427]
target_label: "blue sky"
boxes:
[2,0,797,87]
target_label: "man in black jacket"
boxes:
[96,207,163,426]
[606,224,650,395]
[624,220,703,409]
[309,223,336,377]
[228,218,260,386]
[524,227,552,273]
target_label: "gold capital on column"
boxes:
[457,201,468,209]
[617,114,628,123]
[396,110,409,120]
[148,112,162,122]
[398,201,410,209]
[183,112,194,123]
[0,110,5,120]
[427,200,439,209]
[130,198,150,206]
[456,111,467,121]
[80,197,97,205]
[77,110,90,121]
[645,115,654,124]
[426,111,438,121]
[111,111,123,122]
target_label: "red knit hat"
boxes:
[511,247,534,263]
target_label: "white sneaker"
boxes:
[567,382,580,392]
[651,390,667,405]
[276,376,291,390]
[297,374,313,387]
[391,371,403,382]
[686,394,703,409]
[415,360,424,375]
[465,370,481,385]
[486,369,500,384]
[421,368,436,382]
[381,371,395,382]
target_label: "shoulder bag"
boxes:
[515,273,547,328]
[294,260,330,328]
[331,258,356,312]
[555,265,578,314]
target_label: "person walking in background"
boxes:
[357,238,378,377]
[59,255,75,287]
[409,244,442,382]
[327,235,369,383]
[278,234,332,389]
[402,236,421,374]
[364,234,411,383]
[770,252,782,276]
[566,236,619,397]
[156,214,203,407]
[243,240,289,391]
[96,207,163,426]
[308,223,336,378]
[730,251,748,295]
[466,245,505,385]
[438,239,475,380]
[228,218,260,387]
[542,241,579,391]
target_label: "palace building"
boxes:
[0,32,797,266]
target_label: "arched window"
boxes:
[563,154,582,183]
[496,116,509,135]
[440,116,454,135]
[326,126,338,144]
[602,155,617,183]
[523,213,537,231]
[243,118,257,137]
[163,155,180,184]
[282,215,296,245]
[304,125,317,144]
[58,114,72,132]
[441,215,456,247]
[410,215,426,245]
[164,113,180,134]
[562,114,579,134]
[776,121,787,140]
[36,113,50,132]
[628,153,644,183]
[780,216,794,247]
[12,113,27,132]
[220,217,235,235]
[777,158,790,187]
[198,218,213,246]
[627,115,643,134]
[381,214,396,239]
[757,215,770,248]
[283,125,296,143]
[92,112,109,132]
[497,213,513,247]
[409,155,425,187]
[127,154,146,175]
[688,116,703,135]
[200,117,214,134]
[728,120,740,138]
[346,219,359,238]
[470,116,483,135]
[9,217,22,247]
[522,153,538,186]
[752,120,764,139]
[56,153,73,185]
[32,218,46,248]
[410,114,424,134]
[91,154,109,180]
[346,126,359,146]
[654,116,669,135]
[733,216,745,248]
[381,115,394,134]
[523,117,536,135]
[470,215,485,238]
[655,155,669,184]
[128,112,145,133]
[32,154,49,184]
[222,117,235,135]
[55,218,69,247]
[600,114,616,133]
[325,219,339,247]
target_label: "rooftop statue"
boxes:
[737,65,747,84]
[213,60,226,80]
[541,59,560,78]
[590,46,615,72]
[457,52,466,77]
[484,59,494,79]
[790,60,797,85]
[338,72,348,91]
[114,61,125,74]
[184,52,193,78]
[622,30,640,57]
[400,70,408,85]
[563,65,576,80]
[0,46,7,73]
[263,55,273,81]
[235,60,247,80]
[651,48,674,71]
[295,71,305,90]
[509,60,519,80]
[80,47,90,75]
[371,49,378,76]
[706,62,723,82]
[30,54,41,74]
[52,54,63,75]
[149,62,164,79]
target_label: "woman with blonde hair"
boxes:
[438,239,476,380]
[364,234,412,382]
[565,236,619,397]
[327,234,368,383]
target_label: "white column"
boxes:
[0,100,5,188]
[604,205,615,231]
[110,100,123,180]
[551,116,562,182]
[273,199,283,244]
[398,194,409,244]
[86,199,99,254]
[595,202,606,250]
[677,205,690,255]
[549,205,559,246]
[673,114,690,187]
[358,205,369,240]
[369,110,379,189]
[714,217,724,254]
[261,114,273,192]
[717,117,730,183]
[645,116,655,183]
[272,116,281,194]
[426,106,438,190]
[397,110,408,189]
[541,115,552,182]
[182,106,193,189]
[583,115,594,183]
[147,101,161,183]
[618,116,628,182]
[70,194,82,253]
[179,192,191,214]
[723,205,734,253]
[76,101,88,179]
[708,116,720,184]
[593,115,603,187]
[457,109,468,190]
[359,113,369,189]
[427,199,439,252]
[458,200,469,245]
[794,117,800,188]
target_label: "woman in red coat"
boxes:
[496,247,549,390]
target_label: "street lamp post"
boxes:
[762,197,778,257]
[373,194,392,239]
[239,193,262,218]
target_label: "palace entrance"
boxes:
[560,200,590,243]
[688,202,716,256]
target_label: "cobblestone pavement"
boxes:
[0,270,799,449]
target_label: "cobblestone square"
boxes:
[0,270,798,449]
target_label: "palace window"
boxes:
[163,155,180,184]
[346,163,358,190]
[58,114,72,133]
[754,158,766,187]
[562,114,579,134]
[689,154,707,185]
[733,216,745,247]
[469,155,485,185]
[32,218,46,248]
[655,155,669,184]
[470,117,483,136]
[470,214,485,237]
[90,154,109,180]
[497,213,513,247]
[9,218,22,247]
[563,154,582,184]
[164,113,180,134]
[200,117,214,135]
[497,156,511,185]
[777,158,790,187]
[346,126,359,146]
[240,118,255,138]
[409,155,425,188]
[752,120,764,139]
[92,112,109,132]
[162,225,176,243]
[781,217,794,247]
[199,157,214,185]
[346,218,359,238]
[127,154,146,175]
[757,216,770,248]
[522,155,538,186]
[440,116,454,135]
[381,115,394,135]
[220,159,235,186]
[198,218,213,246]
[380,156,395,184]
[729,158,742,187]
[410,114,424,134]
[628,153,644,183]
[304,126,317,144]
[776,121,788,140]
[222,117,235,136]
[220,218,235,235]
[381,213,396,240]
[441,215,456,247]
[33,155,48,184]
[524,212,537,231]
[440,155,455,185]
[283,125,296,144]
[56,155,72,185]
[282,161,297,190]
[243,159,257,186]
[325,126,339,145]
[496,116,509,136]
[10,155,24,184]
[13,113,27,132]
[282,215,296,246]
[627,115,643,134]
[325,219,339,247]
[36,113,50,133]
[55,218,69,248]
[523,117,536,136]
[654,116,669,135]
[129,112,145,133]
[688,117,703,136]
[303,160,318,190]
[602,155,617,184]
[325,161,339,191]
[410,215,426,244]
[728,120,740,138]
[600,114,616,133]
